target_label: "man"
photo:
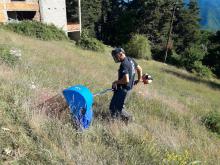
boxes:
[110,48,142,122]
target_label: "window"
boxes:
[7,11,36,21]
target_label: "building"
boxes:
[0,0,81,40]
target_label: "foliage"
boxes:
[173,0,201,54]
[168,45,211,78]
[99,0,135,45]
[166,50,183,67]
[182,45,206,71]
[202,111,220,135]
[204,30,220,78]
[0,45,20,67]
[4,21,68,41]
[124,34,151,59]
[192,61,213,78]
[76,30,105,52]
[66,0,78,22]
[81,0,102,36]
[65,0,220,78]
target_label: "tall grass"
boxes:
[0,29,220,164]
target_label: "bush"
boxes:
[151,45,164,61]
[167,50,184,67]
[4,21,68,41]
[76,30,105,52]
[213,64,220,78]
[124,34,151,59]
[182,45,206,71]
[202,111,220,135]
[0,45,20,67]
[192,61,213,78]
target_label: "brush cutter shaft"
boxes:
[93,88,113,97]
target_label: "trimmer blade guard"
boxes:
[63,85,93,129]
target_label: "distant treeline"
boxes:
[67,0,220,78]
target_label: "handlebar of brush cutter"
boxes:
[93,74,153,97]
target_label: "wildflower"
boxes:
[10,48,22,59]
[30,81,37,89]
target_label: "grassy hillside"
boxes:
[1,29,220,164]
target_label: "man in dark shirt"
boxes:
[110,48,142,122]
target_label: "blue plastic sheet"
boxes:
[63,85,93,129]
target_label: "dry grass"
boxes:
[1,28,220,164]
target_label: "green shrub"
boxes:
[182,45,206,71]
[4,21,68,41]
[0,45,20,67]
[124,34,151,59]
[76,30,105,52]
[167,50,184,67]
[192,61,213,78]
[213,64,220,78]
[202,111,220,135]
[151,45,164,61]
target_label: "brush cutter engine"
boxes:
[142,73,153,84]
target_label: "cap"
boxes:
[111,48,125,57]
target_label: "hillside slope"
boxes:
[1,29,220,164]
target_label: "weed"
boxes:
[0,45,20,67]
[162,150,190,165]
[202,111,220,135]
[77,30,105,52]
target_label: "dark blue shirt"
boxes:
[118,57,138,90]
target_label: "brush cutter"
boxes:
[93,73,153,97]
[62,73,153,130]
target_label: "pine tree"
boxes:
[100,0,126,45]
[204,31,220,77]
[66,0,78,22]
[173,0,201,53]
[81,0,102,36]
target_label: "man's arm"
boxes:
[116,74,129,84]
[136,65,143,83]
[112,74,129,89]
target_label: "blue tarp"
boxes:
[63,85,93,129]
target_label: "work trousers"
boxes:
[109,88,132,121]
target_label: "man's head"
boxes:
[111,48,126,63]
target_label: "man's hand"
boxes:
[112,81,118,90]
[112,74,129,90]
[134,79,142,85]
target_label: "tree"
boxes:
[173,0,201,54]
[99,0,127,45]
[66,0,78,22]
[204,31,220,78]
[81,0,102,36]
